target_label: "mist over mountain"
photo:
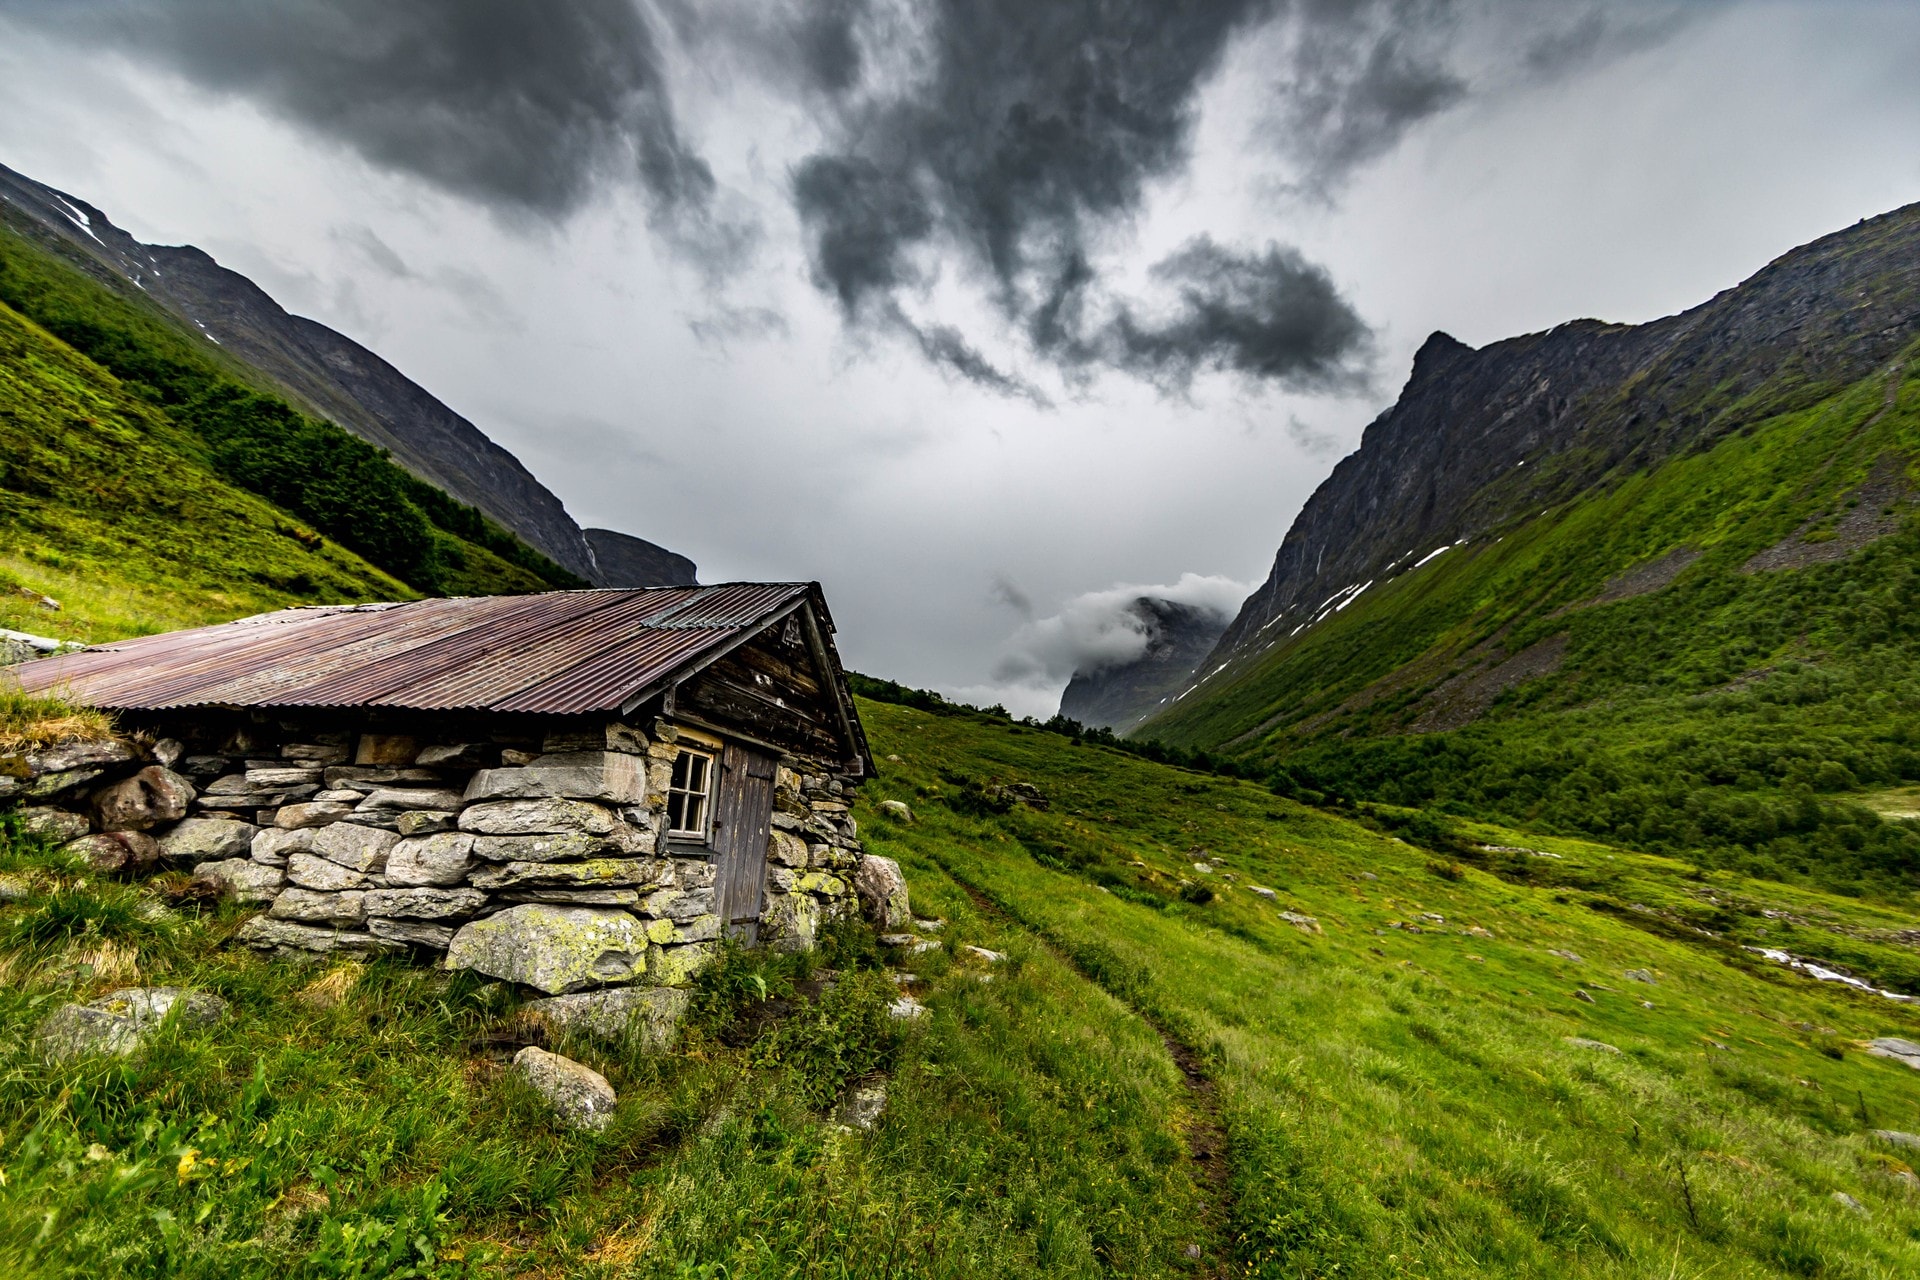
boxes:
[1058,597,1230,734]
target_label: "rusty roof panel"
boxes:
[11,584,817,716]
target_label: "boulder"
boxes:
[444,905,647,994]
[26,739,136,775]
[1278,911,1322,935]
[877,799,914,823]
[62,831,161,877]
[459,798,619,837]
[961,945,1006,963]
[1564,1037,1621,1053]
[385,832,476,886]
[836,1081,889,1131]
[367,917,457,948]
[647,914,721,945]
[235,915,402,955]
[270,887,368,926]
[523,986,690,1048]
[36,987,227,1062]
[158,818,256,862]
[853,854,911,929]
[190,858,285,904]
[1872,1130,1920,1150]
[468,858,671,891]
[275,801,358,830]
[465,751,645,805]
[285,852,372,892]
[512,1046,617,1130]
[19,806,89,843]
[310,822,400,873]
[362,887,487,920]
[246,766,324,788]
[888,995,928,1020]
[1867,1038,1920,1070]
[251,827,316,866]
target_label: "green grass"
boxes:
[5,700,1919,1276]
[1140,343,1920,897]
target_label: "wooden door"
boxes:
[711,741,777,944]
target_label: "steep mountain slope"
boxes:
[1144,205,1920,893]
[1058,596,1227,732]
[0,292,411,641]
[0,161,687,587]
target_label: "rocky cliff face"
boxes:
[1059,598,1230,734]
[1208,202,1920,670]
[584,529,697,588]
[0,161,689,588]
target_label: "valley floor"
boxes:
[5,697,1920,1277]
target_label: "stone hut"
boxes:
[6,584,891,997]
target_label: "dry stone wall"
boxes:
[5,715,867,996]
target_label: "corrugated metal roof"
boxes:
[11,583,817,716]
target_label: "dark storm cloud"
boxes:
[786,0,1391,396]
[1109,238,1374,392]
[2,0,713,222]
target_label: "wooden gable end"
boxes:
[675,611,849,766]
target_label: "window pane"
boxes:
[686,793,705,832]
[667,791,687,832]
[687,752,708,792]
[671,751,693,790]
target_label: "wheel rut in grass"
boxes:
[939,862,1235,1276]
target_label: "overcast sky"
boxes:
[2,1,1918,716]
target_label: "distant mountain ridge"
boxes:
[0,161,690,588]
[1058,597,1229,733]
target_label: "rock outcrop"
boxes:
[36,987,228,1062]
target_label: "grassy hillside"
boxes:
[0,295,412,641]
[1143,342,1920,897]
[5,699,1920,1276]
[0,216,579,609]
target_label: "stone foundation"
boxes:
[5,713,867,995]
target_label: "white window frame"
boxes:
[667,746,716,841]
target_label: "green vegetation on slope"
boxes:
[0,296,413,641]
[5,701,1920,1276]
[0,219,581,600]
[1145,345,1920,897]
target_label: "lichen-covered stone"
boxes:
[524,986,689,1048]
[853,854,911,929]
[158,817,257,862]
[251,826,315,866]
[794,871,849,897]
[513,1046,617,1130]
[502,888,643,906]
[354,788,466,817]
[19,806,89,843]
[63,831,161,876]
[648,941,717,987]
[191,858,285,904]
[36,987,227,1062]
[469,858,671,891]
[769,830,810,868]
[394,810,457,836]
[639,887,715,921]
[385,832,476,886]
[444,905,647,994]
[363,887,487,920]
[459,798,618,837]
[311,822,400,873]
[763,889,822,952]
[271,887,368,926]
[285,851,373,892]
[465,751,645,805]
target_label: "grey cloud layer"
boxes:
[3,0,712,221]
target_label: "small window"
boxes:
[667,748,714,839]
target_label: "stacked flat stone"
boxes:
[10,719,868,997]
